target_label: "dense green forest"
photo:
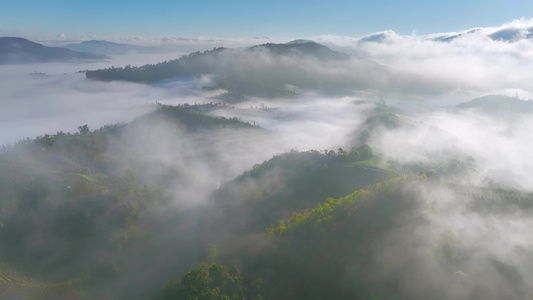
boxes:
[0,102,531,300]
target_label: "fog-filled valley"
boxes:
[2,18,533,300]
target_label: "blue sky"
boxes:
[1,0,532,39]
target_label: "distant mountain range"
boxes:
[0,37,108,64]
[63,40,158,55]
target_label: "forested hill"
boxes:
[86,47,227,82]
[207,146,391,235]
[0,103,265,299]
[2,99,530,300]
[248,41,350,60]
[156,175,533,300]
[85,41,349,81]
[135,103,261,131]
[0,37,108,64]
[85,41,363,98]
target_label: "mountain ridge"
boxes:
[63,40,157,55]
[454,94,533,114]
[0,37,108,64]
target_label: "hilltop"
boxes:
[248,40,350,60]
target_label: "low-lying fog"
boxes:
[0,52,192,145]
[3,19,533,300]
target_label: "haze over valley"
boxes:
[2,4,533,299]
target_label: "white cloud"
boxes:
[315,18,533,103]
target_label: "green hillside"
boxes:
[160,175,533,300]
[210,146,392,234]
[0,103,265,299]
[1,101,530,300]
